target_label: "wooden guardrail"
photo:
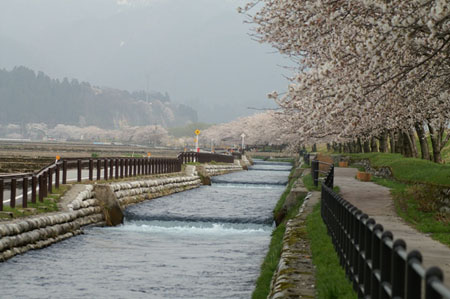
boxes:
[0,156,181,211]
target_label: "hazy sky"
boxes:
[0,0,291,123]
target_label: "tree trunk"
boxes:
[389,131,396,153]
[343,143,349,153]
[371,137,379,152]
[379,131,389,153]
[395,131,403,154]
[356,138,363,153]
[428,123,442,163]
[312,143,317,152]
[406,129,418,158]
[363,140,371,153]
[414,123,430,160]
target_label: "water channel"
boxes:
[0,160,291,298]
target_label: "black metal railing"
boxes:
[303,153,310,165]
[177,152,234,164]
[311,159,334,187]
[320,177,450,298]
[0,156,182,211]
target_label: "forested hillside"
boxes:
[0,67,197,128]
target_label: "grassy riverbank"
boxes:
[306,203,356,298]
[348,153,450,186]
[252,166,304,299]
[345,153,450,247]
[301,169,356,298]
[371,176,450,247]
[1,185,68,219]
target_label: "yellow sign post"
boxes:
[194,129,200,152]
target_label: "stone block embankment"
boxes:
[202,162,245,176]
[0,174,202,262]
[0,184,102,262]
[111,176,202,207]
[268,192,319,299]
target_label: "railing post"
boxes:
[425,267,444,299]
[38,175,44,202]
[110,159,114,179]
[77,159,82,182]
[89,159,94,181]
[311,160,319,187]
[97,159,101,180]
[406,250,422,299]
[55,164,60,189]
[145,159,149,175]
[104,159,108,181]
[48,168,53,194]
[22,177,28,208]
[120,159,124,178]
[392,239,407,298]
[129,159,132,177]
[0,179,3,211]
[10,178,16,208]
[370,224,384,299]
[31,175,37,204]
[150,159,154,174]
[43,171,48,198]
[62,160,67,184]
[380,231,394,297]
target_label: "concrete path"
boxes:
[334,167,450,286]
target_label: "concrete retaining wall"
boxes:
[0,174,201,262]
[203,161,245,176]
[0,159,248,262]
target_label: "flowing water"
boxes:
[0,160,291,299]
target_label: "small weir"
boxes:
[0,160,291,298]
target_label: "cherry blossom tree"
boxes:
[240,0,450,162]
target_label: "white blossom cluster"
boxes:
[240,0,450,152]
[202,111,288,147]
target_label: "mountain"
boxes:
[0,0,289,123]
[0,66,197,128]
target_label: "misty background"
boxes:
[0,0,290,125]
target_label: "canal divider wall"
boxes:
[0,161,247,262]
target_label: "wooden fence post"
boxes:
[22,177,28,208]
[32,175,37,204]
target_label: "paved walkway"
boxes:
[335,167,450,285]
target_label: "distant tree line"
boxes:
[0,66,197,128]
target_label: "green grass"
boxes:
[302,173,321,191]
[1,185,68,219]
[252,165,306,299]
[349,153,450,186]
[371,176,450,247]
[252,221,287,298]
[306,203,357,299]
[273,167,296,225]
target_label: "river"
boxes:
[0,160,291,298]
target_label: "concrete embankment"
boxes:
[268,191,319,298]
[0,160,248,262]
